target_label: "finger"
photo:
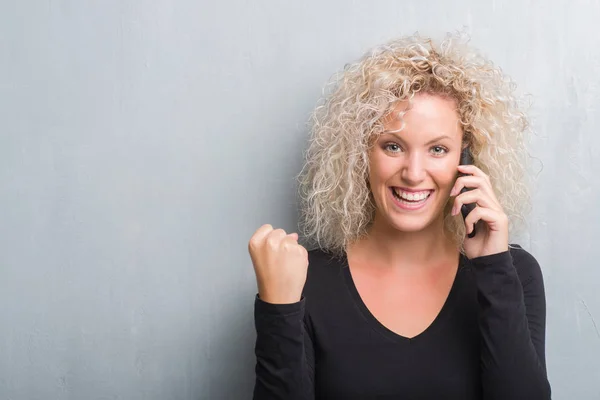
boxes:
[281,234,300,249]
[286,232,299,241]
[456,164,493,185]
[266,228,287,244]
[464,206,508,235]
[452,167,498,205]
[249,224,274,250]
[253,228,286,253]
[450,175,487,197]
[451,189,499,215]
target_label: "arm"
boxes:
[253,295,315,400]
[247,224,313,399]
[472,246,551,400]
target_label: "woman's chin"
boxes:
[389,220,431,234]
[386,210,445,234]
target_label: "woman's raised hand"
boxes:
[450,164,509,258]
[248,224,309,304]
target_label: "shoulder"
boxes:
[302,247,347,295]
[307,247,345,266]
[306,247,346,277]
[509,244,545,289]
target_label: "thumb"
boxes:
[286,232,299,241]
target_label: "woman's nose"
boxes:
[400,153,426,184]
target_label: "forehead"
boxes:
[382,94,462,139]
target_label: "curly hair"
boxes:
[297,32,532,256]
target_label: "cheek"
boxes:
[369,153,396,184]
[430,164,458,188]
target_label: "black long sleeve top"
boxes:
[253,245,551,399]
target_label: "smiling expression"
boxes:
[368,94,464,233]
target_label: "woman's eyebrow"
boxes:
[381,131,453,145]
[424,135,453,145]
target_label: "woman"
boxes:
[248,32,551,399]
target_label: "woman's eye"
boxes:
[385,143,402,153]
[430,146,448,155]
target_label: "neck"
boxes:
[349,213,458,270]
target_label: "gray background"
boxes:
[1,0,599,399]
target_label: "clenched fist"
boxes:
[248,224,309,304]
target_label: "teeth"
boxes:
[394,189,431,201]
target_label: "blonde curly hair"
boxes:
[297,32,532,256]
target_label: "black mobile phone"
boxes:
[459,147,476,238]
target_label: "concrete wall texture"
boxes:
[1,1,599,399]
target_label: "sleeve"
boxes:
[252,295,315,400]
[471,245,551,400]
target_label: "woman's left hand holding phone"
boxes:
[449,164,509,259]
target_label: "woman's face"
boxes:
[368,93,464,234]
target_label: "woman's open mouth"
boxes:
[390,187,433,210]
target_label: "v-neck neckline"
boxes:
[341,251,466,343]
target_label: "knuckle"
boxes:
[266,236,279,249]
[466,207,479,221]
[248,236,261,251]
[266,229,283,239]
[248,239,257,252]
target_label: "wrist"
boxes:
[258,290,302,305]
